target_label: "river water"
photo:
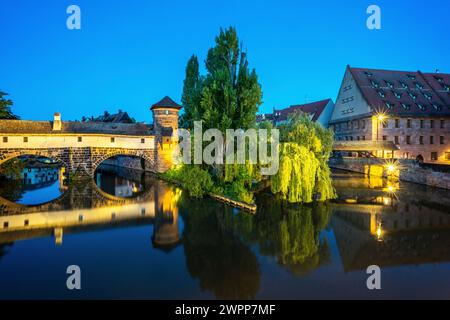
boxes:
[0,165,449,299]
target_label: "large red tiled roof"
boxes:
[273,99,332,122]
[348,66,450,116]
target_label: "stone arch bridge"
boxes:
[0,147,156,177]
[0,96,182,178]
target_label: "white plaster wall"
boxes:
[0,135,155,149]
[331,68,371,122]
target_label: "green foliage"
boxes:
[0,158,24,179]
[0,91,19,119]
[180,27,262,132]
[163,165,213,198]
[271,112,336,203]
[180,55,203,129]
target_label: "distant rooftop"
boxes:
[257,99,332,123]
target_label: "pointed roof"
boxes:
[151,96,182,110]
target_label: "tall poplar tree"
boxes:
[180,55,202,129]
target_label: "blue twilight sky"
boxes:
[1,0,449,123]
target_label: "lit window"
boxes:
[431,152,438,161]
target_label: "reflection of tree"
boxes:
[0,243,13,261]
[0,179,25,202]
[237,193,332,277]
[179,195,260,299]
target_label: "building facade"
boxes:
[257,99,335,127]
[329,66,450,164]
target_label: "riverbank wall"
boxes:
[329,157,450,190]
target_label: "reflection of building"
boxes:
[329,66,450,164]
[331,172,450,271]
[152,181,181,251]
[0,178,181,251]
[256,99,334,127]
[21,165,59,187]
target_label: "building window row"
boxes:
[383,118,445,129]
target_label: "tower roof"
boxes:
[151,96,182,110]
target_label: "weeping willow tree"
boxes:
[271,112,336,203]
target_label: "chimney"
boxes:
[53,112,62,131]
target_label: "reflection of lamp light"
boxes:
[376,223,383,241]
[387,164,395,173]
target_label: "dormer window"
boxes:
[385,101,394,109]
[407,74,416,80]
[424,92,432,100]
[377,90,385,98]
[435,76,444,83]
[385,80,394,89]
[399,81,408,89]
[415,82,424,90]
[393,91,402,99]
[444,85,450,92]
[432,104,442,111]
[364,71,373,77]
[401,103,411,110]
[371,80,379,88]
[408,92,417,100]
[416,103,426,111]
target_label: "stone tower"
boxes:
[151,96,182,172]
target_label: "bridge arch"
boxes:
[0,149,69,173]
[91,149,155,174]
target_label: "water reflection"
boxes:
[0,167,450,299]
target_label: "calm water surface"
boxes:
[0,165,450,299]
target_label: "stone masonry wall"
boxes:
[329,157,450,190]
